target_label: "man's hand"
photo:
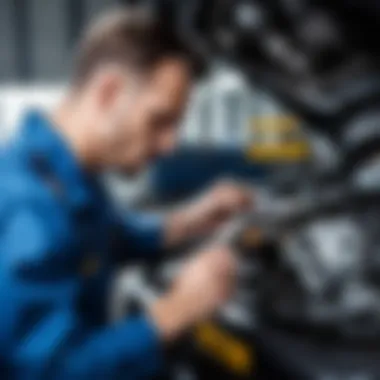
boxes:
[165,180,253,247]
[149,245,237,342]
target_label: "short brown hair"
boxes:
[73,6,206,85]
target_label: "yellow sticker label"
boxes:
[253,115,300,130]
[246,115,311,162]
[246,142,311,161]
[195,323,255,376]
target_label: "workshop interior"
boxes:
[2,0,380,379]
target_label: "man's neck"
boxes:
[51,94,99,172]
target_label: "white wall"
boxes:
[0,85,64,142]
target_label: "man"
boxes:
[0,7,251,379]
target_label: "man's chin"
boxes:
[113,163,147,178]
[111,154,160,177]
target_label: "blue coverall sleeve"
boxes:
[60,318,162,379]
[117,211,165,257]
[1,206,163,379]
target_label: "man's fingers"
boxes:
[214,182,254,211]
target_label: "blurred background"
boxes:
[3,1,380,379]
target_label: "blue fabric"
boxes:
[152,147,268,202]
[0,111,164,379]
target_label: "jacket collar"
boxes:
[15,110,99,210]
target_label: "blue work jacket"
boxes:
[0,111,164,379]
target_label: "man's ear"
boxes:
[93,64,127,110]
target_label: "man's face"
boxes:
[97,58,192,175]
